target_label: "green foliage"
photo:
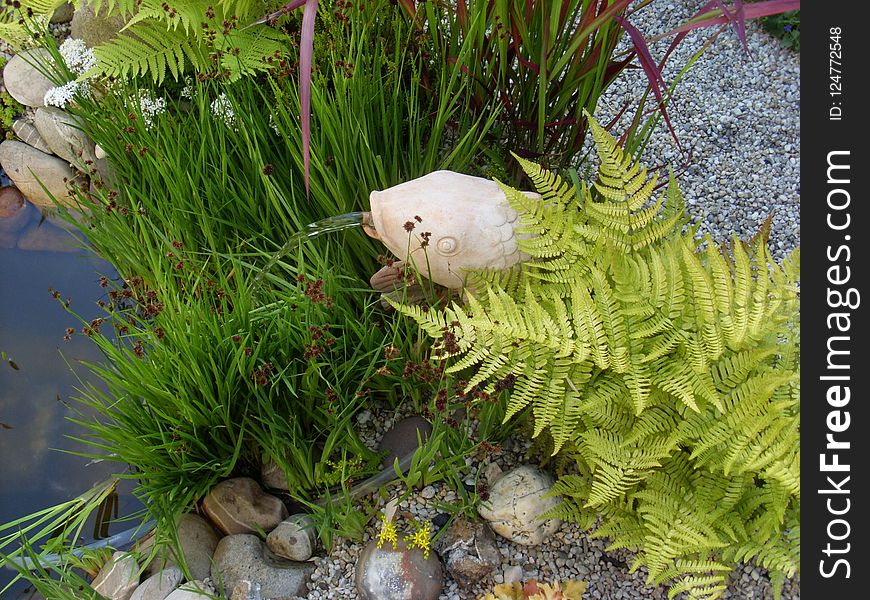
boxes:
[0,1,294,82]
[0,91,24,134]
[761,10,800,51]
[395,115,800,599]
[411,0,630,180]
[0,2,60,50]
[0,478,123,594]
[89,1,292,84]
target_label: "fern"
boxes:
[394,114,800,599]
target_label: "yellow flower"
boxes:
[377,514,398,550]
[403,520,432,559]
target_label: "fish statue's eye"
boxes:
[435,237,459,256]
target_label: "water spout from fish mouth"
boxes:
[253,211,367,287]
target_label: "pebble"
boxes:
[266,513,317,561]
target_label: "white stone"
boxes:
[478,465,561,546]
[266,514,316,561]
[91,551,140,600]
[130,567,183,600]
[2,49,56,107]
[366,171,538,288]
[0,140,81,209]
[503,565,523,585]
[12,120,52,154]
[164,580,215,600]
[34,107,97,170]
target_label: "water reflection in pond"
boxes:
[1,205,140,596]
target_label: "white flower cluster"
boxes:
[180,77,195,100]
[138,91,167,129]
[44,80,88,109]
[59,38,97,76]
[210,93,237,130]
[43,38,97,108]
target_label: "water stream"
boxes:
[253,212,366,287]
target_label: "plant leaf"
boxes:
[300,0,318,195]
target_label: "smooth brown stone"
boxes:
[202,477,288,535]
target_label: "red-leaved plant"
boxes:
[256,0,799,188]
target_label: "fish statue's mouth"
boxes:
[361,211,380,240]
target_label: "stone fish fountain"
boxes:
[363,170,540,292]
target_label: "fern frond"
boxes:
[92,23,198,83]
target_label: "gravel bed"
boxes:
[306,3,801,599]
[592,0,800,265]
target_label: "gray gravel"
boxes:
[592,0,800,265]
[305,3,801,599]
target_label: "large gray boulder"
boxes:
[212,534,313,599]
[51,3,75,24]
[71,1,127,47]
[2,49,55,107]
[34,106,97,170]
[0,141,81,209]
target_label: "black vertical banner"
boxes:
[803,2,869,596]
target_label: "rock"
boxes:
[202,477,288,535]
[378,416,432,470]
[433,517,501,586]
[145,514,221,581]
[484,462,504,484]
[34,107,97,170]
[12,120,52,154]
[129,567,183,600]
[260,459,289,491]
[212,534,313,599]
[0,141,82,209]
[95,143,107,159]
[229,580,261,600]
[0,186,25,219]
[2,49,56,107]
[164,580,215,600]
[51,3,75,24]
[354,539,443,600]
[266,514,316,561]
[16,221,78,253]
[71,1,128,47]
[477,465,561,546]
[91,551,140,600]
[503,565,523,585]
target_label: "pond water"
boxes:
[1,202,140,596]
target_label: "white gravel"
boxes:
[592,0,800,265]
